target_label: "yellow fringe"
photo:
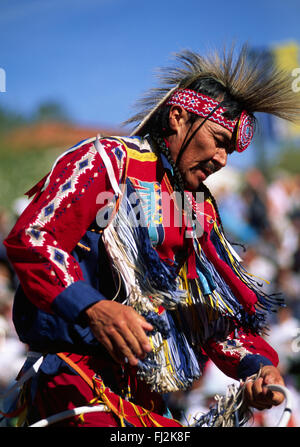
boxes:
[213,223,270,285]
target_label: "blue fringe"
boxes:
[142,311,170,339]
[165,310,201,385]
[137,310,201,391]
[125,180,179,294]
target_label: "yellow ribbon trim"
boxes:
[110,136,158,162]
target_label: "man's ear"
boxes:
[168,105,189,132]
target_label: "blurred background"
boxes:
[0,0,300,427]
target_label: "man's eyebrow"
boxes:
[214,130,232,143]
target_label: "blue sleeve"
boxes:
[51,280,106,323]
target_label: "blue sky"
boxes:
[0,0,299,167]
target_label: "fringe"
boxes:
[101,177,281,393]
[190,382,252,427]
[137,310,201,392]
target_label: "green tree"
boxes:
[273,144,300,175]
[34,101,69,122]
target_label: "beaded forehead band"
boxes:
[165,89,254,152]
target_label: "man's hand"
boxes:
[85,300,153,366]
[243,365,285,410]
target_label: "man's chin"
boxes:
[184,179,204,192]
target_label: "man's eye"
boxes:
[214,137,234,154]
[214,137,227,148]
[214,137,223,146]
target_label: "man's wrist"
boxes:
[52,280,107,324]
[238,354,274,380]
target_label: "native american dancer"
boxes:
[3,46,300,427]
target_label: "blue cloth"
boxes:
[238,354,273,380]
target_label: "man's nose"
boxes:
[213,148,227,169]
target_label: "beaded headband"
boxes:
[165,89,254,152]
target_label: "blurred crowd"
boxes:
[0,166,299,427]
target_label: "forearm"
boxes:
[203,326,279,381]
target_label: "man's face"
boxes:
[167,108,234,191]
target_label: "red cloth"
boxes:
[31,353,182,427]
[33,370,120,427]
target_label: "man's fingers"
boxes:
[260,366,285,406]
[267,389,284,406]
[252,377,268,401]
[105,318,153,366]
[89,320,141,366]
[244,378,283,410]
[86,301,154,365]
[139,317,154,332]
[120,310,153,353]
[112,330,141,366]
[131,320,153,353]
[115,319,146,359]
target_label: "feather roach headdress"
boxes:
[125,44,300,149]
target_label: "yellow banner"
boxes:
[272,42,300,137]
[272,41,299,71]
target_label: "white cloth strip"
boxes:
[0,352,43,399]
[29,404,109,427]
[94,134,122,197]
